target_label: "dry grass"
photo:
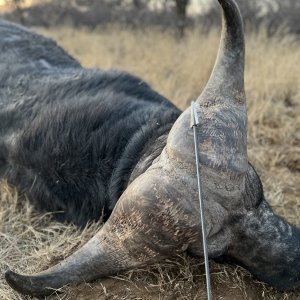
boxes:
[0,26,299,299]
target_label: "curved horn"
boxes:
[5,172,199,296]
[5,216,149,296]
[194,0,247,175]
[5,233,129,296]
[166,0,247,181]
[197,0,245,103]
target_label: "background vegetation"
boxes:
[1,0,300,36]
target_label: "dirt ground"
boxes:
[0,27,299,299]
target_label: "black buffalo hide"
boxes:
[0,20,181,226]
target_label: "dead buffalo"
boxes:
[1,0,299,296]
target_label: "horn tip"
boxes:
[5,269,25,294]
[5,269,54,296]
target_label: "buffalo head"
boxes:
[5,0,300,296]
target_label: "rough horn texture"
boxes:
[5,167,201,296]
[166,0,247,205]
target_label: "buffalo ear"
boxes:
[228,199,300,291]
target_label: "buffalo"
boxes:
[1,0,299,296]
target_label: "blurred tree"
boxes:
[5,0,25,24]
[158,0,190,37]
[205,0,300,35]
[2,0,299,36]
[269,0,300,35]
[175,0,189,37]
[133,0,144,8]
